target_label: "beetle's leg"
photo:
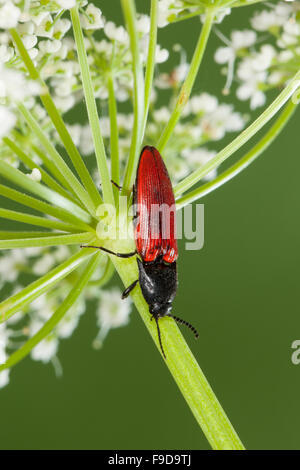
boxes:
[122,279,139,299]
[80,245,136,258]
[111,180,122,191]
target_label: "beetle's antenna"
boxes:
[167,314,199,339]
[154,316,166,360]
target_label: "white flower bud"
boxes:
[56,0,76,8]
[0,1,21,29]
[81,4,104,30]
[27,168,42,182]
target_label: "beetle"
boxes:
[82,146,198,358]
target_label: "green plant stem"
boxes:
[71,7,114,206]
[10,28,103,209]
[174,71,300,196]
[18,103,97,216]
[157,9,214,152]
[0,208,81,233]
[121,0,145,194]
[176,100,298,208]
[0,248,96,323]
[232,0,265,7]
[0,253,100,371]
[142,0,158,138]
[109,252,244,450]
[88,258,115,287]
[107,73,120,203]
[4,136,78,205]
[0,184,93,232]
[0,160,91,223]
[0,232,55,240]
[0,232,93,250]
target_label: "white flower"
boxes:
[32,12,54,38]
[0,66,41,102]
[137,14,150,34]
[153,107,170,122]
[53,18,71,39]
[39,39,62,54]
[33,254,55,276]
[189,93,218,114]
[167,156,190,181]
[157,0,176,28]
[0,325,8,351]
[93,288,132,348]
[0,327,9,388]
[56,0,76,8]
[201,103,244,140]
[99,117,111,138]
[30,319,58,363]
[235,45,277,109]
[104,21,128,43]
[237,81,266,109]
[81,4,104,30]
[96,288,132,330]
[155,45,169,64]
[53,245,69,263]
[67,124,82,147]
[79,125,94,156]
[251,7,289,32]
[27,168,42,182]
[0,369,9,388]
[0,1,21,29]
[0,106,16,139]
[0,44,14,63]
[214,30,257,65]
[183,148,218,181]
[56,300,85,339]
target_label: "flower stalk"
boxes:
[71,6,114,206]
[120,0,145,194]
[157,8,215,152]
[174,70,300,197]
[111,250,245,450]
[176,99,298,208]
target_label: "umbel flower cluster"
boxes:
[0,0,299,390]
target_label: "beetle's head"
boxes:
[149,302,172,318]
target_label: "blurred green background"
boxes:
[1,1,300,450]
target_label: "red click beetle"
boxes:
[82,146,198,358]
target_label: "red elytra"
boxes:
[134,146,178,264]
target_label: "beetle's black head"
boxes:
[149,302,172,317]
[136,257,199,360]
[136,257,177,318]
